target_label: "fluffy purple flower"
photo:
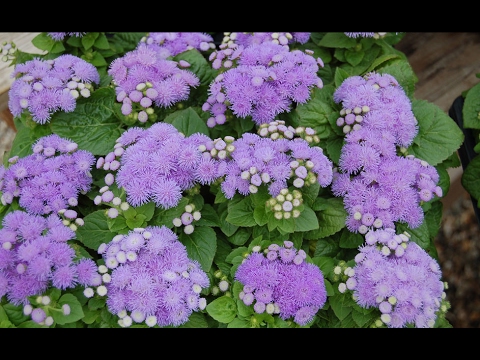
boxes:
[0,209,91,305]
[108,44,200,123]
[346,238,445,328]
[204,42,323,127]
[8,55,99,124]
[0,134,94,216]
[95,226,209,327]
[100,123,222,209]
[229,32,311,48]
[235,241,327,326]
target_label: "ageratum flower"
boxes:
[8,54,100,124]
[341,229,445,328]
[108,44,200,123]
[223,32,311,48]
[139,32,215,59]
[235,240,327,326]
[203,41,324,127]
[95,226,209,327]
[95,122,221,209]
[331,73,442,233]
[0,210,98,306]
[0,134,95,216]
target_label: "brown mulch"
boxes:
[435,191,480,328]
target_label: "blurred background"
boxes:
[1,32,480,327]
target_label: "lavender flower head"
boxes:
[139,32,215,59]
[333,72,418,146]
[95,122,220,209]
[341,231,445,328]
[222,32,311,48]
[95,226,210,327]
[0,210,98,306]
[218,127,333,204]
[331,73,440,234]
[203,41,324,127]
[8,54,100,124]
[108,44,200,123]
[235,240,327,326]
[0,134,95,216]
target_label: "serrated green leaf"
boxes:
[206,296,237,323]
[51,294,85,325]
[319,33,356,48]
[226,197,257,227]
[306,197,347,239]
[75,210,113,251]
[51,87,122,156]
[328,292,353,321]
[164,107,209,136]
[410,99,464,166]
[462,154,480,202]
[345,49,365,66]
[180,226,216,272]
[463,82,480,129]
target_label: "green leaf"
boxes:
[164,107,210,137]
[294,206,319,232]
[228,227,252,246]
[344,49,365,66]
[305,197,347,239]
[226,197,257,227]
[206,296,237,323]
[94,33,111,50]
[51,87,123,156]
[410,99,464,166]
[107,215,128,232]
[318,32,356,48]
[9,117,52,159]
[339,230,364,249]
[174,49,217,87]
[75,210,113,251]
[81,32,98,50]
[463,82,480,129]
[2,303,29,326]
[31,33,57,52]
[396,220,430,249]
[126,213,147,229]
[462,154,480,202]
[51,294,84,325]
[180,226,217,272]
[328,292,354,321]
[178,312,209,328]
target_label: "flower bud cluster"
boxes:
[198,136,236,161]
[22,295,71,327]
[210,269,231,297]
[222,32,311,48]
[139,32,216,59]
[257,119,320,145]
[1,40,16,63]
[265,188,303,220]
[172,203,202,235]
[336,105,370,134]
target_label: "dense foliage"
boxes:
[0,32,464,328]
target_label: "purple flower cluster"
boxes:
[139,32,215,59]
[8,54,100,124]
[331,73,442,233]
[222,32,311,48]
[341,229,445,328]
[0,210,100,306]
[203,41,324,127]
[95,122,219,209]
[95,226,210,327]
[220,130,333,200]
[108,44,200,123]
[47,33,86,41]
[235,240,327,326]
[0,134,95,216]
